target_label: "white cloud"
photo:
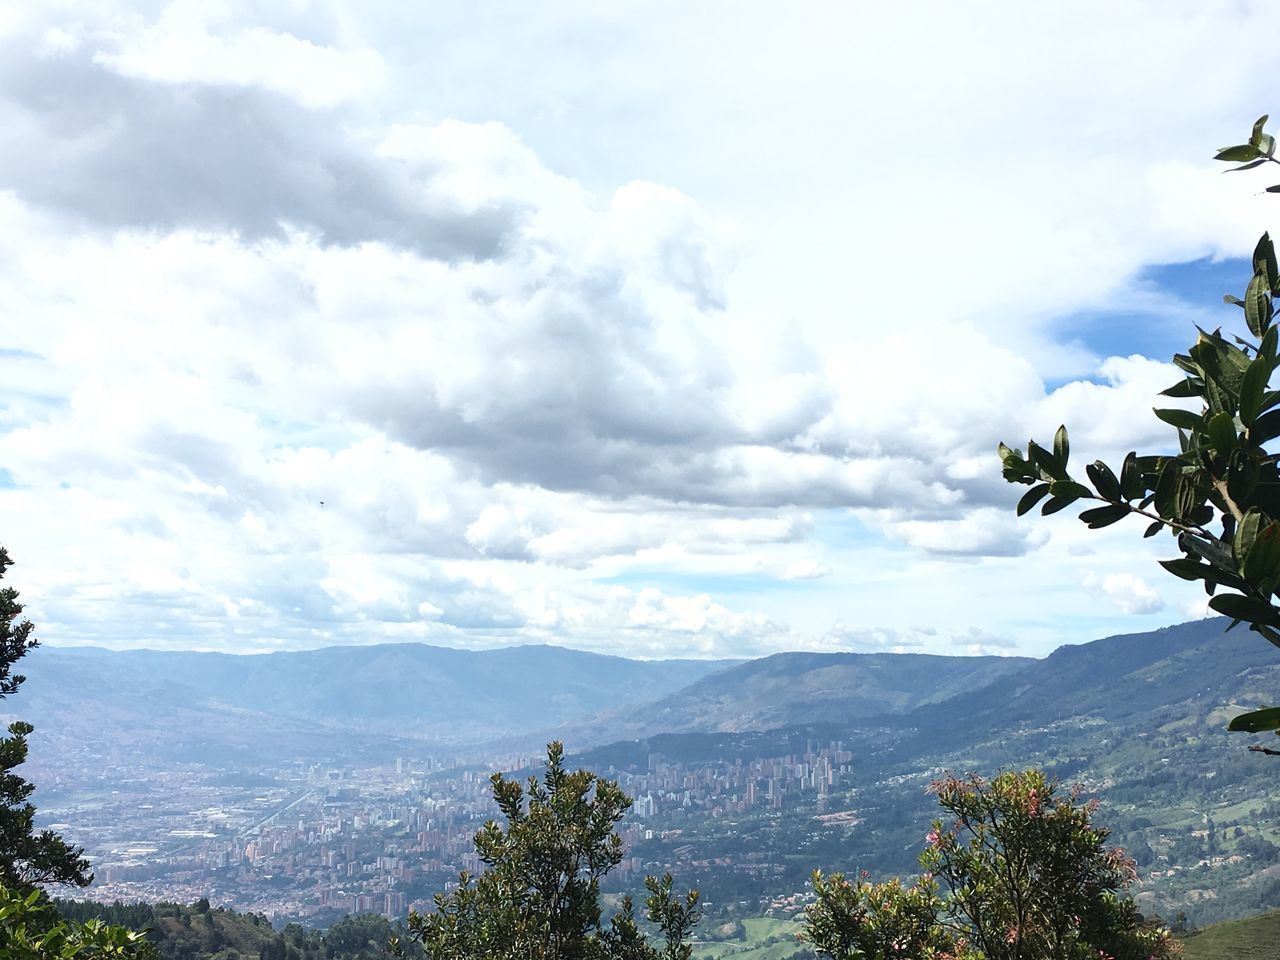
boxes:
[0,1,1272,659]
[95,2,388,109]
[887,509,1050,559]
[1082,572,1166,616]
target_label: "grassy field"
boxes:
[1182,909,1280,959]
[691,917,809,960]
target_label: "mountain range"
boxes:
[9,616,1276,771]
[16,616,1280,928]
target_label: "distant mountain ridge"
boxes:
[11,619,1268,772]
[619,649,1034,737]
[8,642,739,757]
[893,617,1279,753]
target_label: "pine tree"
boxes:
[0,546,91,891]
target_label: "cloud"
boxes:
[0,40,521,260]
[94,2,389,109]
[818,621,928,653]
[0,0,1268,659]
[886,509,1050,559]
[950,627,1020,657]
[1082,572,1166,615]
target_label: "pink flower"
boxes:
[926,830,940,845]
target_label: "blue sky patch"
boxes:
[1052,256,1252,366]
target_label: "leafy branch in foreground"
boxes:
[0,884,157,960]
[999,114,1280,743]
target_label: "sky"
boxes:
[4,1,1280,660]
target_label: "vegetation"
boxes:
[0,884,157,959]
[0,546,92,891]
[691,918,809,960]
[56,899,410,960]
[803,771,1177,960]
[1181,907,1280,959]
[998,113,1280,744]
[0,545,153,957]
[404,741,700,960]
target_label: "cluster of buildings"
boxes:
[603,743,854,818]
[48,740,856,923]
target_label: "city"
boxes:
[46,740,857,924]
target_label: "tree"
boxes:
[0,547,91,891]
[803,770,1176,960]
[998,114,1280,745]
[0,547,153,959]
[0,878,156,959]
[404,741,699,960]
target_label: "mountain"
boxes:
[616,649,1034,736]
[894,617,1280,752]
[2,642,738,764]
[568,617,1280,928]
[1182,908,1280,959]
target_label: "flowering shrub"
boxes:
[803,770,1178,960]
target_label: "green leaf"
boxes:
[1154,458,1179,517]
[1153,408,1203,431]
[1256,233,1280,296]
[1217,143,1263,163]
[1242,520,1280,594]
[1143,520,1162,538]
[1027,441,1068,482]
[1263,327,1279,361]
[1233,509,1263,569]
[1192,329,1253,405]
[1120,452,1144,500]
[1228,706,1280,732]
[1253,115,1271,145]
[1159,378,1203,399]
[1207,410,1238,453]
[1040,495,1074,516]
[1078,503,1129,529]
[1240,355,1271,425]
[1175,472,1200,519]
[1225,294,1246,308]
[1208,593,1280,629]
[1085,460,1122,501]
[1053,424,1069,466]
[1016,483,1051,517]
[1246,271,1271,337]
[1268,184,1280,193]
[1159,557,1214,582]
[1250,408,1280,444]
[1230,158,1271,172]
[1049,480,1092,500]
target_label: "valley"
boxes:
[18,616,1280,934]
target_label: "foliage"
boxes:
[0,882,157,959]
[803,770,1177,960]
[404,741,699,960]
[0,547,91,891]
[997,114,1280,742]
[56,898,416,960]
[804,873,959,960]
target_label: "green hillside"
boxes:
[1183,909,1280,959]
[692,917,811,960]
[55,899,401,960]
